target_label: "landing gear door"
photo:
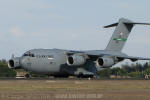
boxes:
[26,57,32,70]
[48,55,55,65]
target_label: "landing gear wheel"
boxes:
[88,75,94,78]
[24,73,31,79]
[54,75,69,78]
[77,73,84,78]
[77,73,94,78]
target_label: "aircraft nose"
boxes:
[8,57,21,69]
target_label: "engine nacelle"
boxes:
[96,57,115,68]
[67,55,86,66]
[8,57,21,69]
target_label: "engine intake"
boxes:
[8,57,21,69]
[67,55,86,66]
[96,57,115,68]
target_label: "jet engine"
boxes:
[67,55,86,66]
[8,57,21,69]
[96,57,115,68]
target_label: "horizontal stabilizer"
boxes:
[104,23,118,28]
[126,22,150,25]
[104,22,150,28]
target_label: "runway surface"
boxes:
[0,77,148,80]
[0,78,149,100]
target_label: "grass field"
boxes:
[0,79,150,100]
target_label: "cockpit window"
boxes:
[23,53,35,57]
[23,54,28,56]
[30,54,35,57]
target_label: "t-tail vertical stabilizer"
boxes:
[105,18,150,51]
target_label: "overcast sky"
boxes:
[0,0,150,63]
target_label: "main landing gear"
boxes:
[77,73,94,78]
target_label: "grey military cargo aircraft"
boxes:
[8,18,150,78]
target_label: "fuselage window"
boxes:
[35,55,54,59]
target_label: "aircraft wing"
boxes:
[87,54,150,61]
[116,56,150,61]
[67,51,150,61]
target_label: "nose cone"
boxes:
[8,57,21,69]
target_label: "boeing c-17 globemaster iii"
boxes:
[8,18,150,78]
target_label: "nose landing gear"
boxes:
[24,73,31,79]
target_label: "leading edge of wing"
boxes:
[67,51,150,61]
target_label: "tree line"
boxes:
[0,59,16,77]
[98,62,150,78]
